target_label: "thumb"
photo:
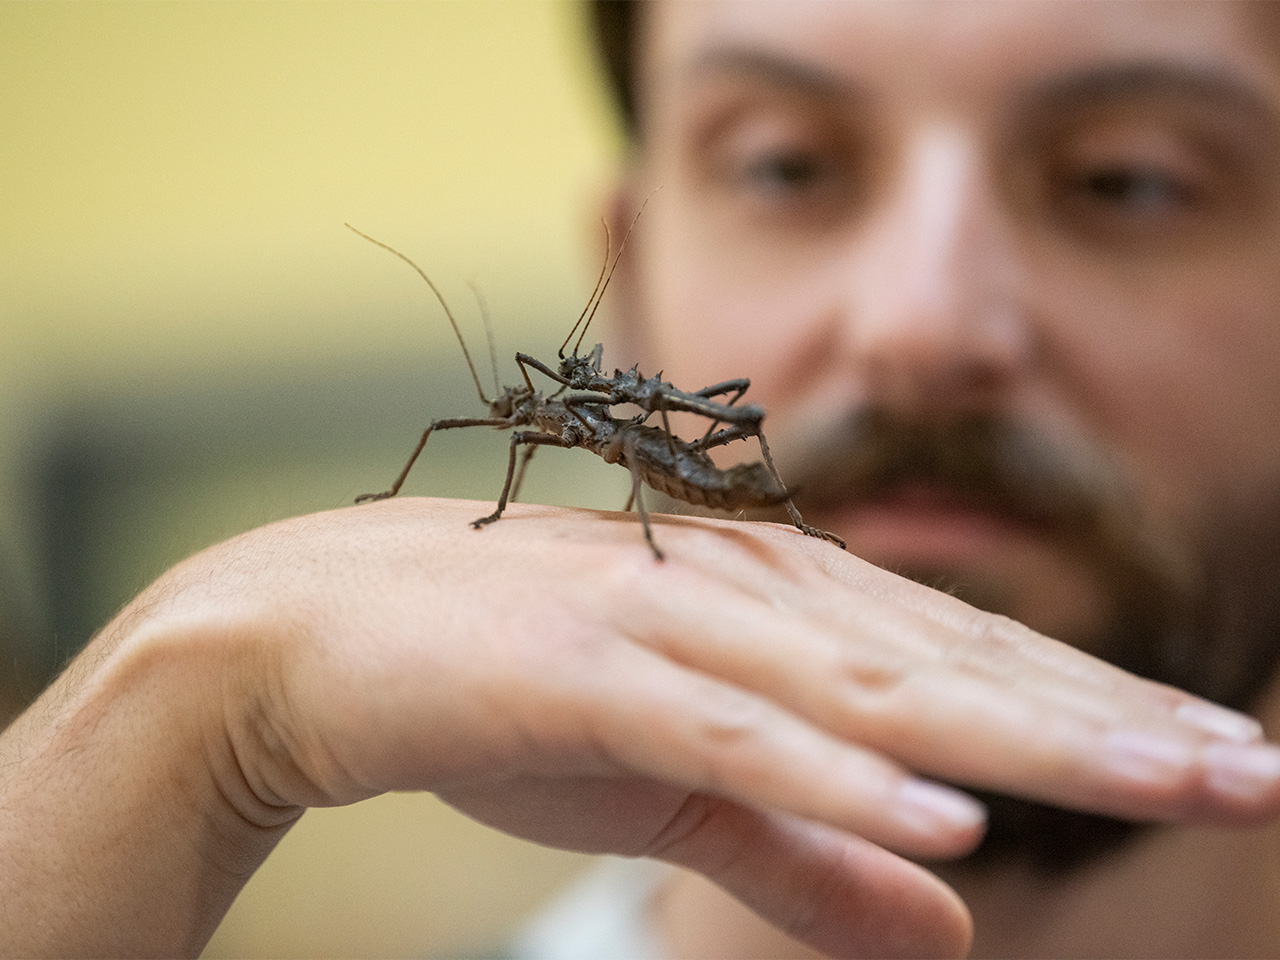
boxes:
[647,796,974,959]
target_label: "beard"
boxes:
[649,406,1280,875]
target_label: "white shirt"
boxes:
[510,857,671,960]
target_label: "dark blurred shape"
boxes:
[588,0,637,133]
[17,358,443,687]
[0,545,42,725]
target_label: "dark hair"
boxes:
[588,0,639,132]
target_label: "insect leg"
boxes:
[694,378,751,404]
[510,444,538,503]
[356,416,513,503]
[686,380,757,444]
[637,390,759,426]
[622,431,665,561]
[754,431,847,550]
[696,425,753,452]
[516,352,573,388]
[563,393,613,431]
[655,397,679,458]
[634,385,761,445]
[471,431,574,529]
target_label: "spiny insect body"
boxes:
[347,215,843,560]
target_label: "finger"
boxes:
[618,558,1280,823]
[577,642,987,860]
[638,519,1261,746]
[817,538,1264,742]
[647,797,973,959]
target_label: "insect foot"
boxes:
[800,523,847,549]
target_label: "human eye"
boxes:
[1054,140,1210,234]
[1063,163,1193,216]
[689,99,862,229]
[1039,110,1261,246]
[734,143,841,200]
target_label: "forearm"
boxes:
[0,590,300,957]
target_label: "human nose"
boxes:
[845,131,1033,417]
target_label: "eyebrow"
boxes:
[1016,62,1279,128]
[682,47,866,105]
[683,48,1280,131]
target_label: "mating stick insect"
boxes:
[517,219,844,550]
[347,220,843,559]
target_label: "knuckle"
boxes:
[836,652,907,695]
[637,792,720,860]
[697,693,772,750]
[687,693,779,791]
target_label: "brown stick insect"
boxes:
[347,219,844,560]
[519,227,844,550]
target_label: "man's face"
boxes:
[623,1,1280,671]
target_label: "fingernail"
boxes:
[1175,701,1263,743]
[897,779,986,834]
[1104,730,1194,786]
[1204,742,1280,802]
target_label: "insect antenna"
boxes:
[558,189,658,360]
[558,219,612,360]
[345,222,492,405]
[467,281,502,399]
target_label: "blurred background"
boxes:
[1,1,629,955]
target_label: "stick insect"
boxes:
[347,221,844,559]
[515,220,845,550]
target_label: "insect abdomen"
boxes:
[658,461,791,510]
[627,430,790,511]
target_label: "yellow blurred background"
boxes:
[1,1,630,955]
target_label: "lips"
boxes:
[818,481,1064,569]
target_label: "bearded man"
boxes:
[4,2,1280,957]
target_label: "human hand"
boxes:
[6,497,1279,958]
[205,498,1279,957]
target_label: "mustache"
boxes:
[778,407,1146,547]
[771,406,1200,665]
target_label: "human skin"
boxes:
[2,497,1279,957]
[613,0,1280,955]
[622,0,1280,647]
[5,3,1280,959]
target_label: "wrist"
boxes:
[0,577,303,956]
